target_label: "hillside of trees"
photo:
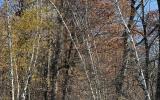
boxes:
[0,0,160,100]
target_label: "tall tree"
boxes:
[115,0,136,98]
[5,0,15,100]
[155,0,160,100]
[141,0,149,91]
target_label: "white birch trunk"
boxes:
[6,0,15,100]
[13,58,20,100]
[21,35,40,100]
[114,0,151,100]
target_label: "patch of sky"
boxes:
[132,0,158,44]
[0,0,3,7]
[134,0,158,29]
[145,0,158,11]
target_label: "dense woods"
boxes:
[0,0,160,100]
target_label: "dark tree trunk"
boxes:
[47,1,65,99]
[144,22,149,100]
[62,66,69,100]
[115,0,135,98]
[50,33,61,100]
[142,0,149,91]
[155,0,160,100]
[115,31,128,97]
[61,39,73,100]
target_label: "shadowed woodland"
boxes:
[0,0,160,100]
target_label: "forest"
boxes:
[0,0,160,100]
